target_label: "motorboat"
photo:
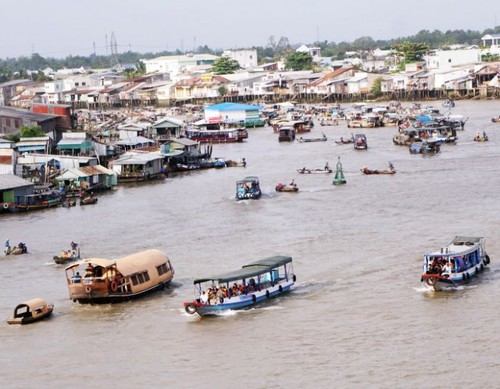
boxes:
[7,298,54,325]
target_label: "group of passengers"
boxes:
[199,280,257,305]
[428,257,455,276]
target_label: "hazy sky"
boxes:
[2,0,499,59]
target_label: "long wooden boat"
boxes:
[360,166,396,175]
[421,236,490,291]
[275,183,299,192]
[183,255,295,317]
[7,298,54,325]
[297,133,327,142]
[65,249,175,304]
[297,167,332,174]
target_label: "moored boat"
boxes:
[80,195,98,205]
[236,176,261,200]
[65,249,175,304]
[421,236,490,291]
[183,255,295,317]
[7,298,54,325]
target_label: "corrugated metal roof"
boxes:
[0,174,34,191]
[0,106,58,121]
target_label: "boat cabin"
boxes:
[65,249,175,303]
[278,126,296,142]
[7,298,54,325]
[236,176,261,200]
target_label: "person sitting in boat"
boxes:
[85,264,94,278]
[324,162,330,171]
[200,290,209,305]
[483,131,488,140]
[290,179,296,188]
[73,272,81,284]
[428,258,441,274]
[388,162,395,172]
[231,283,240,297]
[17,242,27,253]
[441,261,453,277]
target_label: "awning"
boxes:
[17,145,46,152]
[57,141,93,150]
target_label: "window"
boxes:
[156,262,170,276]
[130,270,150,285]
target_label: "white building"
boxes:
[424,49,481,72]
[296,45,321,61]
[482,33,500,55]
[141,54,219,77]
[222,49,258,69]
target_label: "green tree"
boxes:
[20,126,45,138]
[211,57,241,75]
[284,51,314,71]
[217,85,228,96]
[371,77,383,96]
[392,41,430,70]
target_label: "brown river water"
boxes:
[1,100,500,388]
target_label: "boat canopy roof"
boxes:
[14,298,48,312]
[194,255,292,284]
[65,249,169,276]
[426,236,484,257]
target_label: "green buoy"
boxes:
[333,156,346,185]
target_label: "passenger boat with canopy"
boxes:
[7,298,54,325]
[421,236,490,291]
[183,255,295,317]
[65,249,175,303]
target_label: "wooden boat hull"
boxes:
[53,254,80,265]
[275,185,299,192]
[491,117,500,123]
[184,281,294,317]
[361,168,396,175]
[297,169,332,174]
[80,197,98,205]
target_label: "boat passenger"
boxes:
[325,162,330,171]
[73,272,81,283]
[200,290,209,305]
[85,264,94,278]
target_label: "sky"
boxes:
[2,0,499,59]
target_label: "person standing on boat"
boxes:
[325,161,330,171]
[4,239,10,254]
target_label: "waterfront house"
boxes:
[0,106,58,138]
[0,145,16,174]
[204,102,263,126]
[16,137,52,154]
[110,150,165,182]
[56,132,93,156]
[151,117,185,140]
[172,74,230,99]
[54,165,117,192]
[141,54,220,77]
[160,138,202,167]
[0,174,34,209]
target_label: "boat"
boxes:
[474,132,488,142]
[10,188,62,212]
[225,158,247,167]
[409,140,441,154]
[491,116,500,123]
[275,181,299,192]
[5,242,28,255]
[421,236,490,291]
[278,126,296,142]
[297,167,332,174]
[53,243,81,265]
[64,249,175,304]
[7,298,54,325]
[185,120,247,143]
[236,176,261,200]
[80,196,98,205]
[183,255,295,317]
[297,133,327,142]
[442,99,455,108]
[213,158,226,168]
[335,137,353,145]
[360,163,396,175]
[353,133,368,150]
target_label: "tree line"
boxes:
[1,26,499,82]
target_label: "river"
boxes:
[1,100,500,388]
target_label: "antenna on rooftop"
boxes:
[110,32,120,71]
[194,36,196,53]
